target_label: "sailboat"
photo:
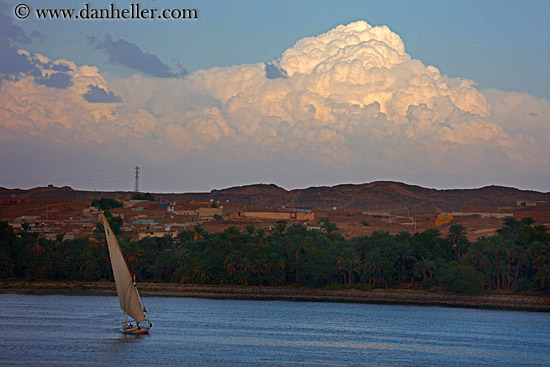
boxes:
[101,213,152,334]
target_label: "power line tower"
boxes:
[134,166,140,193]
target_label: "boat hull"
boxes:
[122,326,150,334]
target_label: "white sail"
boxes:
[102,213,146,323]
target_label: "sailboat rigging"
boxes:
[101,213,152,334]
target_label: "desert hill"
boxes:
[1,181,549,212]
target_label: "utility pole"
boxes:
[134,166,140,193]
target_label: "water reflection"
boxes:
[1,293,549,366]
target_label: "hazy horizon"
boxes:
[2,178,549,195]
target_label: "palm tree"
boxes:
[395,231,415,282]
[535,265,550,291]
[149,247,181,282]
[0,247,15,279]
[223,250,240,284]
[75,245,101,281]
[413,258,436,283]
[256,228,266,240]
[172,247,192,283]
[285,224,309,286]
[238,257,252,285]
[120,237,142,265]
[263,251,286,286]
[193,224,206,241]
[192,260,213,283]
[486,235,507,290]
[337,247,360,284]
[412,228,442,260]
[274,221,287,238]
[320,218,339,238]
[26,235,45,257]
[530,241,550,271]
[362,251,383,286]
[22,234,53,280]
[222,226,241,248]
[245,225,256,237]
[265,251,285,273]
[245,226,265,247]
[464,238,490,272]
[447,224,468,260]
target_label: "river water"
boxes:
[1,293,548,366]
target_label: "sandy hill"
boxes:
[2,181,549,212]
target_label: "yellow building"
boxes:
[435,215,453,226]
[240,211,314,221]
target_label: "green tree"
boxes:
[319,218,339,238]
[193,224,206,240]
[274,221,287,238]
[0,221,17,278]
[107,215,123,236]
[337,246,360,285]
[131,192,155,201]
[362,250,383,286]
[535,265,550,292]
[413,258,437,283]
[485,235,507,290]
[23,237,55,280]
[284,224,310,286]
[447,224,469,260]
[463,238,491,283]
[262,250,286,286]
[63,238,103,281]
[91,198,123,210]
[530,241,550,272]
[193,259,213,283]
[395,231,415,282]
[74,245,101,281]
[224,250,241,284]
[439,264,485,295]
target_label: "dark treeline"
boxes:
[1,217,549,295]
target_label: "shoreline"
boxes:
[1,281,549,312]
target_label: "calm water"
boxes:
[0,293,549,366]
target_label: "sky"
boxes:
[1,0,549,193]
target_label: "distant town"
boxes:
[1,184,549,242]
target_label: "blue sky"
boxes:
[18,0,549,97]
[1,0,549,192]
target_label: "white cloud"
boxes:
[0,21,549,191]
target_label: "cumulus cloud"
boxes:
[92,34,187,78]
[1,21,549,190]
[0,4,75,89]
[483,89,550,136]
[35,72,73,89]
[264,61,287,79]
[83,85,122,103]
[0,2,36,82]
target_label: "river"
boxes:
[1,293,548,366]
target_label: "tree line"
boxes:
[1,217,549,295]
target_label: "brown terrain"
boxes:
[1,181,550,241]
[2,181,549,211]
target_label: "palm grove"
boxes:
[1,210,550,295]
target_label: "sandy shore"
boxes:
[1,281,549,312]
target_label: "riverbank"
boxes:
[1,281,549,312]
